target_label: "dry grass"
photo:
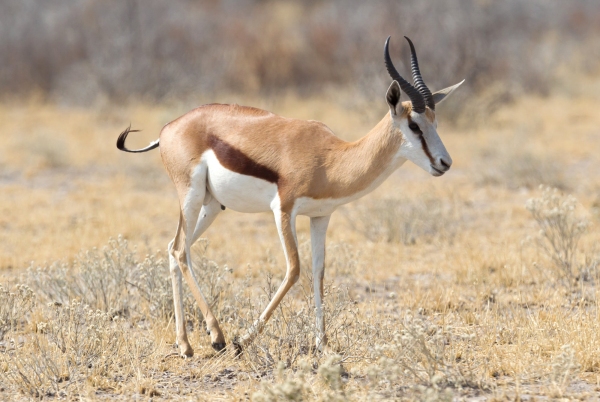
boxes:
[1,84,600,400]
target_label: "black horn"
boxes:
[404,36,434,110]
[384,36,426,113]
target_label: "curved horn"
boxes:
[384,36,426,113]
[404,36,435,110]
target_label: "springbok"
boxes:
[117,36,463,357]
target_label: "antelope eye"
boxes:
[408,123,422,133]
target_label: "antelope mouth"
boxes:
[431,165,446,176]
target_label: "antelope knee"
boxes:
[289,268,300,285]
[171,251,190,273]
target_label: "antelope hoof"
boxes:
[211,342,226,352]
[179,344,194,358]
[232,340,244,357]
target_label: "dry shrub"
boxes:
[252,360,314,402]
[297,238,360,278]
[477,146,567,190]
[0,239,176,398]
[128,253,173,320]
[252,313,485,401]
[550,345,579,398]
[26,236,175,321]
[344,194,459,245]
[40,302,123,369]
[526,186,592,281]
[0,284,35,341]
[23,234,347,351]
[0,229,596,399]
[252,355,347,402]
[325,242,361,280]
[224,236,366,374]
[26,237,137,315]
[24,236,236,331]
[239,277,363,373]
[0,301,154,399]
[25,233,365,374]
[189,240,235,323]
[363,314,482,400]
[21,132,70,172]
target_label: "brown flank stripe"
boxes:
[207,134,279,184]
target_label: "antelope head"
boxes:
[384,36,464,177]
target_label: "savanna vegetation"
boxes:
[1,1,600,400]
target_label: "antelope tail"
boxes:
[116,126,159,153]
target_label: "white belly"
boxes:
[204,151,277,213]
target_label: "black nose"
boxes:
[439,157,452,170]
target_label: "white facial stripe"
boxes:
[395,112,451,175]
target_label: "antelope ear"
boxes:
[385,81,403,115]
[432,79,465,105]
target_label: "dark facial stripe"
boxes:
[419,136,434,164]
[408,117,434,164]
[207,134,279,184]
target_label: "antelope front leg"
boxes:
[310,215,331,351]
[236,209,300,350]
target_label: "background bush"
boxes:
[1,0,599,110]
